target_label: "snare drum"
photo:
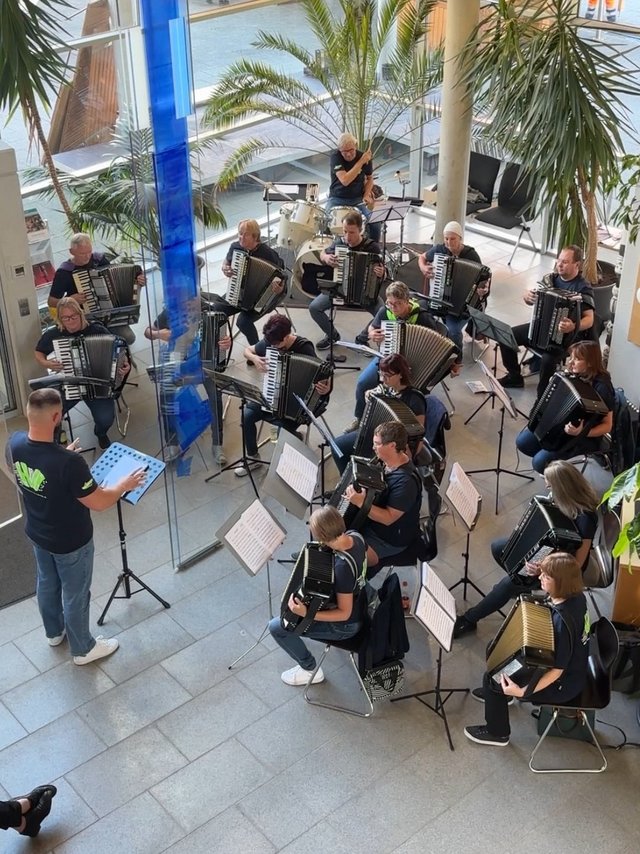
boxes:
[292,235,334,297]
[328,205,358,235]
[276,202,296,249]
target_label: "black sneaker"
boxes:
[354,332,369,346]
[316,333,339,350]
[464,725,510,747]
[471,687,514,706]
[97,434,111,449]
[453,615,477,639]
[499,373,524,389]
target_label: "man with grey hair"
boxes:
[326,133,381,241]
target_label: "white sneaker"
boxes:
[234,460,261,478]
[164,444,182,462]
[212,445,227,465]
[73,636,119,665]
[47,629,66,647]
[281,665,325,686]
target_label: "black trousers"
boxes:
[499,323,563,398]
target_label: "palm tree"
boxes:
[202,0,441,190]
[0,0,77,229]
[459,0,640,283]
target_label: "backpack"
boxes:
[359,573,410,700]
[582,505,620,592]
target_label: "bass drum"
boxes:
[328,205,358,235]
[292,235,334,298]
[276,202,297,249]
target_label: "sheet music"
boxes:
[479,360,518,419]
[446,462,481,530]
[98,455,145,490]
[414,586,454,652]
[423,563,456,621]
[276,444,318,503]
[223,499,286,575]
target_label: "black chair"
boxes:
[591,282,615,339]
[529,617,619,773]
[475,163,538,264]
[466,152,501,215]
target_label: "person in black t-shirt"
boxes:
[464,552,590,747]
[269,505,366,686]
[6,389,145,665]
[235,314,332,477]
[326,133,380,241]
[345,421,422,572]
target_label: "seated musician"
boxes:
[326,133,381,242]
[417,220,490,355]
[345,422,422,572]
[144,301,231,465]
[268,505,366,686]
[454,460,598,639]
[497,245,595,396]
[218,219,285,348]
[333,354,425,474]
[47,233,145,345]
[515,341,614,474]
[236,314,331,477]
[343,281,448,433]
[464,551,589,747]
[34,298,129,449]
[309,210,385,350]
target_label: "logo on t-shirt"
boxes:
[82,479,95,491]
[582,612,591,646]
[13,462,46,493]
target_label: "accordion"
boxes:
[428,254,491,318]
[379,321,457,392]
[527,372,609,451]
[354,393,424,458]
[528,287,581,352]
[486,596,555,684]
[500,495,582,578]
[74,264,139,326]
[333,247,383,308]
[280,542,335,635]
[226,250,284,314]
[328,456,386,531]
[52,334,128,400]
[200,310,231,371]
[262,349,332,424]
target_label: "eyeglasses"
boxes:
[339,147,356,154]
[385,300,406,310]
[59,314,80,322]
[379,370,397,377]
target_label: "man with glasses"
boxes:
[326,133,381,241]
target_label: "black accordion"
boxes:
[528,287,581,352]
[333,247,383,308]
[354,394,424,458]
[500,495,582,578]
[52,334,128,400]
[262,349,332,424]
[527,372,609,451]
[428,254,491,318]
[328,456,386,531]
[280,542,335,635]
[379,321,457,392]
[74,264,139,326]
[486,596,555,684]
[200,310,231,371]
[226,250,285,314]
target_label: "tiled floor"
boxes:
[1,214,638,853]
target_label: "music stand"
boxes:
[445,462,487,602]
[292,393,342,503]
[466,361,534,514]
[316,281,357,370]
[391,562,468,751]
[91,443,170,624]
[369,198,413,269]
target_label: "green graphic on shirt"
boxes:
[582,612,591,645]
[82,479,94,491]
[14,461,46,493]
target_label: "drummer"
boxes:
[310,210,385,350]
[326,133,381,242]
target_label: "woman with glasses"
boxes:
[453,460,598,639]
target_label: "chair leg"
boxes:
[304,646,374,717]
[529,707,608,773]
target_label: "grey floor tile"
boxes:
[160,804,276,854]
[0,642,40,693]
[0,598,42,646]
[0,702,27,751]
[278,821,356,854]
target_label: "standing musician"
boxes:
[268,505,366,686]
[326,132,381,241]
[219,219,285,347]
[453,460,598,639]
[47,233,145,345]
[417,220,491,356]
[343,281,448,433]
[34,298,130,449]
[309,210,385,349]
[236,314,331,477]
[516,340,614,474]
[333,353,426,474]
[344,421,422,572]
[464,552,590,747]
[497,245,595,396]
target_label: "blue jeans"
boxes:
[333,430,358,473]
[31,539,96,656]
[268,615,360,670]
[445,314,467,358]
[355,357,381,418]
[64,397,114,437]
[309,289,379,338]
[516,426,564,474]
[326,197,381,242]
[202,376,223,445]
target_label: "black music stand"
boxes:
[369,198,414,270]
[316,282,357,370]
[91,444,170,625]
[445,462,487,603]
[292,393,343,504]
